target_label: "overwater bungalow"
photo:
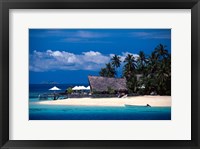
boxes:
[88,76,128,95]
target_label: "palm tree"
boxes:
[144,45,171,95]
[154,44,169,59]
[111,55,121,68]
[105,63,116,77]
[98,44,171,95]
[99,68,107,77]
[147,52,158,74]
[138,51,146,63]
[156,63,169,95]
[124,54,137,69]
[111,55,121,77]
[156,53,171,95]
[137,51,147,74]
[122,54,138,93]
[123,54,137,78]
[99,63,116,78]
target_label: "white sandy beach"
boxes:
[33,96,171,107]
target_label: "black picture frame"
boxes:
[0,0,199,148]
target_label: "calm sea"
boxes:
[29,84,171,120]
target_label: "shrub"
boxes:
[66,87,73,94]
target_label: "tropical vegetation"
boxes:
[66,87,73,94]
[99,44,171,95]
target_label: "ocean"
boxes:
[29,84,171,120]
[29,84,86,99]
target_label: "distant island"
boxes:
[40,81,59,84]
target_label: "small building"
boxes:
[88,76,127,94]
[135,74,143,81]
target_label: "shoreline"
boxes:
[31,95,171,107]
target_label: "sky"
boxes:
[29,29,171,84]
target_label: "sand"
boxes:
[32,96,171,107]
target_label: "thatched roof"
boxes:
[88,76,127,92]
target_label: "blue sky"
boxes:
[29,29,171,84]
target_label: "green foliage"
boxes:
[126,74,137,93]
[99,63,116,78]
[123,54,137,75]
[107,86,116,94]
[99,55,121,78]
[137,51,148,75]
[99,68,107,77]
[66,87,73,94]
[92,89,102,94]
[111,54,121,68]
[111,55,121,77]
[98,44,171,95]
[139,44,171,95]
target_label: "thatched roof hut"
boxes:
[88,76,127,93]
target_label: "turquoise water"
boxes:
[29,84,171,120]
[29,102,171,120]
[29,84,88,99]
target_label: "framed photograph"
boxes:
[0,0,199,148]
